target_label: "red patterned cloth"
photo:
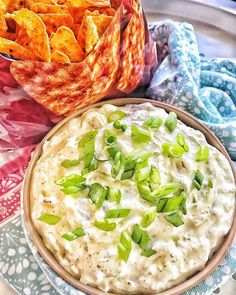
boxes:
[0,57,59,223]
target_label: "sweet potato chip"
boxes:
[0,37,37,60]
[68,0,111,8]
[39,13,74,35]
[83,16,99,55]
[117,0,145,93]
[50,26,84,62]
[31,3,68,14]
[51,49,70,63]
[5,8,51,61]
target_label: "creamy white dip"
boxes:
[31,103,235,294]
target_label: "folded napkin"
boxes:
[147,21,236,160]
[0,21,235,295]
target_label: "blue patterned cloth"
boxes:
[147,21,236,160]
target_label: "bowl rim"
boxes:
[23,98,236,295]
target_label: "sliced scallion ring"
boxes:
[135,160,151,182]
[78,130,98,148]
[153,182,182,199]
[107,188,122,204]
[55,174,85,187]
[176,133,189,152]
[164,212,184,227]
[162,143,185,158]
[108,110,127,123]
[195,146,209,162]
[113,120,127,132]
[38,214,60,225]
[165,112,177,132]
[105,209,131,219]
[193,170,204,190]
[144,117,162,129]
[208,178,213,188]
[131,224,150,250]
[156,195,186,213]
[131,125,151,143]
[94,220,116,231]
[117,231,132,262]
[141,211,156,228]
[62,228,86,241]
[61,159,80,168]
[88,183,107,208]
[142,248,157,257]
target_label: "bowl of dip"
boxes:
[23,98,236,295]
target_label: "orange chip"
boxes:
[7,0,27,13]
[39,13,74,35]
[56,0,67,3]
[83,16,99,55]
[27,0,57,6]
[92,14,112,35]
[68,0,111,8]
[31,3,68,14]
[0,37,37,60]
[51,49,70,63]
[110,0,121,9]
[0,13,7,32]
[5,8,51,61]
[99,7,115,16]
[50,26,84,62]
[0,0,10,13]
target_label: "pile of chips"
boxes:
[0,0,118,63]
[2,0,151,116]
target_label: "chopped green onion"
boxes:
[126,149,153,163]
[111,152,122,178]
[131,224,150,250]
[117,231,132,262]
[107,188,122,204]
[141,211,156,228]
[135,160,151,182]
[137,181,156,203]
[61,184,87,194]
[162,143,185,158]
[195,146,209,162]
[121,169,134,180]
[179,191,187,215]
[149,165,161,189]
[55,174,85,187]
[193,170,204,191]
[131,125,151,143]
[94,220,116,231]
[142,249,157,257]
[84,139,95,168]
[156,195,186,213]
[62,228,86,241]
[107,146,120,159]
[165,112,177,132]
[88,183,107,208]
[177,133,189,152]
[103,129,117,146]
[144,117,162,129]
[108,110,127,123]
[88,160,98,172]
[164,212,184,227]
[153,183,182,199]
[38,214,60,225]
[105,209,131,219]
[113,120,127,132]
[94,155,109,162]
[78,130,98,147]
[208,179,213,188]
[61,159,80,168]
